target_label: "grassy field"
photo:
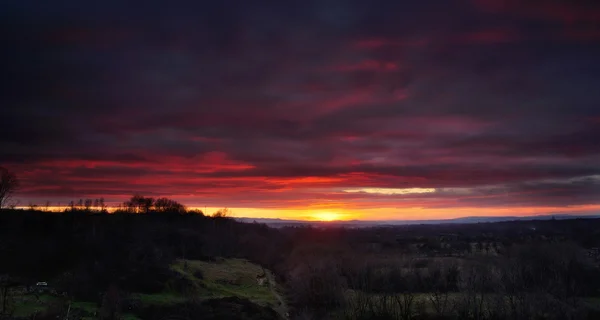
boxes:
[10,293,141,320]
[9,258,284,319]
[170,258,278,304]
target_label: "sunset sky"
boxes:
[2,0,600,220]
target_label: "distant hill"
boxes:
[235,214,600,228]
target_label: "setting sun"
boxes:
[311,211,341,221]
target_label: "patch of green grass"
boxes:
[38,294,60,303]
[13,301,49,317]
[583,297,600,310]
[71,301,97,313]
[173,258,261,284]
[122,313,142,320]
[12,294,62,317]
[131,292,186,306]
[170,258,279,307]
[202,279,277,305]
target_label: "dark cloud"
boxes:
[1,0,599,216]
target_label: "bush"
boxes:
[167,275,198,295]
[121,296,142,313]
[132,297,280,320]
[192,270,204,280]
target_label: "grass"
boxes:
[9,258,283,318]
[131,292,187,305]
[170,258,280,307]
[13,300,50,317]
[12,293,61,317]
[71,300,97,313]
[122,313,142,320]
[12,294,99,317]
[583,297,600,310]
[81,314,139,320]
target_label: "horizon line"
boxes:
[7,206,600,223]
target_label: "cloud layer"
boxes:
[2,0,600,218]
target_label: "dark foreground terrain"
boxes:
[2,198,600,319]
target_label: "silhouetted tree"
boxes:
[84,199,93,211]
[99,197,107,211]
[0,275,19,317]
[124,195,155,213]
[427,263,459,318]
[0,166,19,209]
[99,284,121,320]
[288,259,346,316]
[154,197,186,213]
[213,208,231,218]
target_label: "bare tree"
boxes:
[287,258,346,315]
[84,199,93,211]
[99,284,121,320]
[0,275,18,317]
[0,166,19,209]
[456,261,493,320]
[212,208,231,218]
[99,197,107,212]
[428,263,459,318]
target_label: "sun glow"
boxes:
[311,211,342,221]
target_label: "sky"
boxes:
[2,0,600,220]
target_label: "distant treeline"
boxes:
[19,195,233,217]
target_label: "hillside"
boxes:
[9,258,285,320]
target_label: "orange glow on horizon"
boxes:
[13,204,600,222]
[309,211,342,221]
[176,204,600,221]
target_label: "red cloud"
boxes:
[45,27,134,48]
[455,29,520,44]
[562,28,600,41]
[471,0,600,24]
[331,60,399,72]
[353,38,429,49]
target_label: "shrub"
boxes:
[192,270,204,280]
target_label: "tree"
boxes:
[99,198,107,212]
[0,275,18,317]
[428,263,459,318]
[124,195,154,213]
[212,208,231,218]
[99,284,121,320]
[84,199,93,211]
[154,197,186,213]
[0,166,19,209]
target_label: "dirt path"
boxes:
[266,271,289,319]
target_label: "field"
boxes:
[8,258,286,319]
